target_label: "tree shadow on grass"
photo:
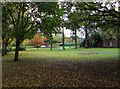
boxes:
[2,59,120,87]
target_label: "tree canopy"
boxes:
[2,1,119,61]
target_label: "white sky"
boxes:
[64,28,85,38]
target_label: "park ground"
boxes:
[2,47,120,88]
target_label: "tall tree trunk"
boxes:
[75,29,77,49]
[62,27,65,50]
[4,44,7,55]
[2,40,5,56]
[85,27,88,48]
[2,38,13,55]
[117,33,120,48]
[14,39,20,61]
[117,33,120,77]
[50,40,52,51]
[50,34,53,51]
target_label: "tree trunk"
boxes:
[62,27,65,50]
[50,34,53,51]
[2,41,5,56]
[14,39,20,61]
[85,27,88,48]
[75,29,77,49]
[117,33,120,47]
[4,44,7,55]
[50,40,52,51]
[2,39,7,56]
[117,33,120,77]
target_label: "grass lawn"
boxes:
[2,47,120,87]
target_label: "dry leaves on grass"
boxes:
[2,60,120,88]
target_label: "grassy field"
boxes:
[2,47,120,87]
[5,46,118,61]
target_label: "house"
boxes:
[102,39,118,47]
[82,38,119,48]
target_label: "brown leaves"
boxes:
[2,60,120,87]
[29,33,48,47]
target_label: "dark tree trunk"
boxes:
[14,39,20,61]
[50,40,52,51]
[85,27,88,48]
[117,33,120,48]
[37,46,38,50]
[117,46,120,78]
[2,41,5,56]
[50,34,53,51]
[2,38,13,56]
[117,33,120,77]
[2,39,7,56]
[75,29,77,49]
[62,27,65,50]
[4,44,7,55]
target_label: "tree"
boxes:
[2,3,14,56]
[29,33,48,49]
[68,12,81,49]
[3,2,38,61]
[22,39,30,47]
[86,2,119,47]
[40,16,61,50]
[53,34,62,43]
[67,1,119,48]
[60,2,73,50]
[36,2,63,50]
[66,2,97,48]
[60,2,79,49]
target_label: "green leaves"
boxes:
[37,2,59,15]
[36,2,62,39]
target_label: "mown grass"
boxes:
[3,47,118,62]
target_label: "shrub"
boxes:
[65,43,75,46]
[6,47,12,52]
[13,46,26,51]
[59,43,75,46]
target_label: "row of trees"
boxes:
[2,2,63,61]
[2,1,120,61]
[66,2,119,48]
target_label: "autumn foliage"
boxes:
[29,34,48,47]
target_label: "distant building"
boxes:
[102,39,118,47]
[86,38,119,48]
